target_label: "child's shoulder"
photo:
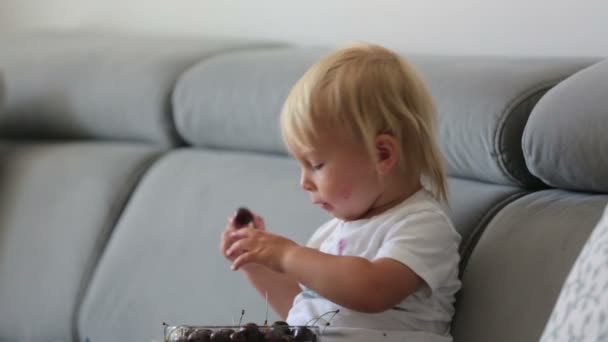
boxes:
[390,189,449,221]
[383,189,458,238]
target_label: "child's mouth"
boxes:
[319,202,332,211]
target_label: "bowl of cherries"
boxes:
[164,321,320,342]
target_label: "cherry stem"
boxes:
[321,310,340,335]
[305,309,340,327]
[264,291,269,326]
[238,309,245,326]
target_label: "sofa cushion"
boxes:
[451,190,608,342]
[540,204,608,341]
[415,56,595,187]
[523,58,608,193]
[0,141,160,342]
[174,48,323,154]
[174,48,595,187]
[0,32,278,147]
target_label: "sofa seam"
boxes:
[493,80,558,186]
[458,190,529,276]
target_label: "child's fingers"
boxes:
[220,224,238,256]
[230,226,256,239]
[220,230,232,256]
[232,251,256,271]
[226,236,255,258]
[223,226,258,260]
[253,214,266,230]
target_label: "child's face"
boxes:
[293,133,383,221]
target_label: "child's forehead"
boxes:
[289,144,323,160]
[291,135,364,159]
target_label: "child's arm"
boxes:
[282,246,423,313]
[220,214,301,319]
[228,228,424,313]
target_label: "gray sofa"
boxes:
[0,32,606,342]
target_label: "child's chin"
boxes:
[334,212,358,221]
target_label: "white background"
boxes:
[0,0,606,56]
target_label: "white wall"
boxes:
[1,0,607,57]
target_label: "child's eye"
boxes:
[312,163,325,171]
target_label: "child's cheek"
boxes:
[341,187,352,200]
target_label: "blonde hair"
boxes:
[280,43,448,201]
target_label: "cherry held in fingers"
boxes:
[234,207,254,228]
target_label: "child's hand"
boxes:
[227,226,298,272]
[220,212,265,262]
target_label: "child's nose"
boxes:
[300,172,315,192]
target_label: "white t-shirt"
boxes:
[286,189,461,342]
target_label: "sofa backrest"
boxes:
[173,47,595,188]
[452,58,608,342]
[0,32,279,147]
[523,58,608,193]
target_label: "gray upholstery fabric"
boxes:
[540,205,608,341]
[0,141,160,342]
[174,48,326,154]
[174,48,595,186]
[524,59,608,193]
[77,150,329,342]
[0,32,279,146]
[0,70,4,112]
[410,55,595,187]
[451,190,608,342]
[446,178,525,268]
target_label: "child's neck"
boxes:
[357,174,422,221]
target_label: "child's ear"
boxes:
[375,134,398,175]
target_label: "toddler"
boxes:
[221,43,461,342]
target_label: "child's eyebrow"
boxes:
[293,153,316,167]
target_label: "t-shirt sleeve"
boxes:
[374,210,461,293]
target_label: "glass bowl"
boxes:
[163,322,321,341]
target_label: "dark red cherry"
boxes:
[271,321,291,335]
[234,207,254,228]
[229,330,247,342]
[210,329,232,342]
[188,328,212,342]
[240,322,263,341]
[293,326,316,342]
